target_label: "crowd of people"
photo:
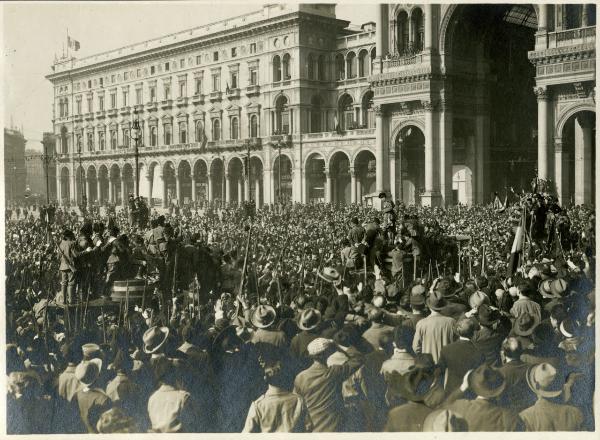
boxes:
[5,188,595,433]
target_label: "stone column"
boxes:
[356,179,362,204]
[538,3,549,30]
[146,174,154,207]
[238,179,243,203]
[389,141,399,202]
[160,174,168,208]
[535,86,551,181]
[191,176,196,202]
[554,138,570,206]
[575,113,593,205]
[56,172,62,205]
[374,105,387,192]
[424,3,433,50]
[96,178,102,204]
[421,101,441,206]
[350,167,357,203]
[86,178,92,205]
[121,178,127,207]
[440,100,454,206]
[70,166,77,203]
[264,168,273,206]
[374,4,388,73]
[255,178,261,207]
[207,173,213,202]
[244,170,251,202]
[225,173,231,205]
[325,170,331,203]
[108,178,113,203]
[174,171,181,206]
[293,144,303,203]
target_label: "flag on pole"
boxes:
[67,36,80,51]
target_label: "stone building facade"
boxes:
[47,3,595,208]
[4,128,27,204]
[47,4,377,208]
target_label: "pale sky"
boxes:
[2,1,376,152]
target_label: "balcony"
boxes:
[176,97,189,107]
[107,108,118,117]
[304,128,375,140]
[95,110,106,118]
[192,93,205,104]
[161,99,173,110]
[120,106,131,115]
[146,101,158,111]
[84,112,94,121]
[245,85,260,96]
[133,104,144,113]
[73,114,84,122]
[546,26,596,49]
[209,91,222,102]
[226,87,241,99]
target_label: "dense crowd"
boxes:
[5,191,595,433]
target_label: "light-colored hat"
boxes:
[251,305,277,329]
[469,291,489,309]
[526,363,564,398]
[318,267,341,284]
[75,358,103,386]
[307,338,334,356]
[143,326,170,354]
[82,343,101,360]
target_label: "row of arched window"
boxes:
[58,98,69,118]
[272,54,291,82]
[335,48,376,81]
[395,7,425,56]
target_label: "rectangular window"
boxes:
[164,84,171,100]
[179,122,187,143]
[250,69,258,86]
[112,75,116,83]
[136,68,141,77]
[195,78,202,94]
[250,43,256,54]
[99,77,103,87]
[165,62,170,71]
[212,74,220,92]
[111,93,116,108]
[179,81,186,98]
[150,66,155,75]
[123,129,130,147]
[123,91,128,107]
[150,86,156,102]
[87,97,93,113]
[231,72,238,89]
[196,55,202,65]
[124,72,129,81]
[164,124,172,145]
[282,112,290,134]
[180,59,185,68]
[99,96,104,111]
[88,80,92,88]
[231,47,237,58]
[77,100,82,115]
[213,51,219,62]
[136,89,142,104]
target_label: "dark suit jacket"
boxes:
[438,339,485,393]
[497,360,536,412]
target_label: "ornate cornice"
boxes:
[534,86,550,101]
[528,43,595,65]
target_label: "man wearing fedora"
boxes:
[290,308,322,362]
[519,362,584,431]
[74,358,111,433]
[251,305,287,348]
[497,337,537,412]
[413,291,456,363]
[445,365,524,431]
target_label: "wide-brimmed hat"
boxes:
[469,291,489,309]
[388,366,436,402]
[467,364,506,398]
[251,305,277,329]
[513,313,540,336]
[426,290,447,312]
[143,326,169,354]
[75,358,103,386]
[526,363,564,398]
[559,318,580,338]
[318,267,342,284]
[82,343,101,360]
[551,278,568,297]
[298,308,321,331]
[212,325,243,352]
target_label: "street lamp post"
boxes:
[40,140,56,204]
[131,113,142,198]
[221,155,225,208]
